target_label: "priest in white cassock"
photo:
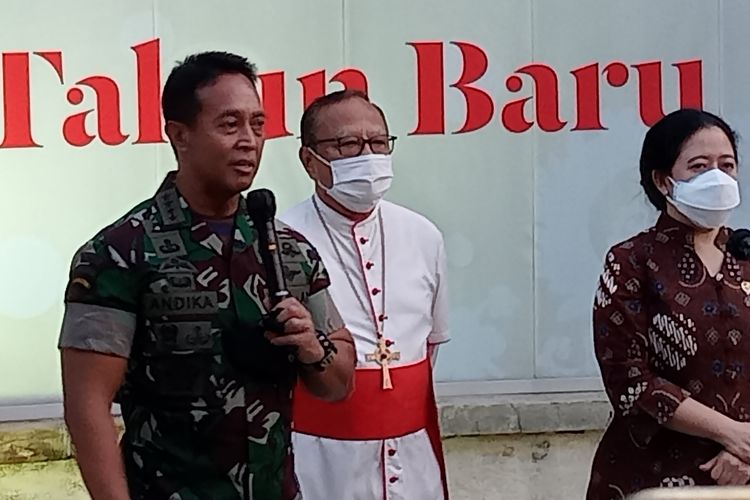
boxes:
[281,89,450,500]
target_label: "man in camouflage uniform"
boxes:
[58,52,356,500]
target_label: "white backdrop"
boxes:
[2,0,749,405]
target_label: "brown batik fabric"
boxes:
[587,213,750,499]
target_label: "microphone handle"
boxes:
[260,220,290,307]
[256,220,294,342]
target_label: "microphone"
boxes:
[246,189,290,332]
[221,189,296,380]
[727,229,750,261]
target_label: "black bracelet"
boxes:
[299,330,338,372]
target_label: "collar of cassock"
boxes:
[313,192,381,233]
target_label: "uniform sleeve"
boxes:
[594,244,688,444]
[428,237,450,344]
[276,223,331,296]
[58,234,139,358]
[302,243,331,297]
[306,289,345,335]
[275,224,342,335]
[299,240,345,335]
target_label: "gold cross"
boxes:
[366,338,400,390]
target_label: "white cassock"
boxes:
[281,194,450,500]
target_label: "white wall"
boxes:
[1,0,749,406]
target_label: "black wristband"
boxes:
[299,330,338,372]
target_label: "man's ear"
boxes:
[165,121,190,157]
[299,147,316,179]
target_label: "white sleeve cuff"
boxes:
[427,330,451,345]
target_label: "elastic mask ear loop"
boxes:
[307,147,334,191]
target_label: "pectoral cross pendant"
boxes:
[367,337,400,390]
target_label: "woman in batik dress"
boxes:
[587,109,750,499]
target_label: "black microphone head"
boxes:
[727,228,750,261]
[246,188,277,223]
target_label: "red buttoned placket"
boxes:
[352,218,404,498]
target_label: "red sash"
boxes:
[293,358,450,498]
[294,359,430,439]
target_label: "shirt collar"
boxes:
[312,192,380,231]
[655,211,730,250]
[152,171,256,254]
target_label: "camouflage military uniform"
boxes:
[59,173,341,500]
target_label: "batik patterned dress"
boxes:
[587,213,750,499]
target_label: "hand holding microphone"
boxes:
[246,189,326,365]
[264,298,325,364]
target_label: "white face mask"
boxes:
[309,150,394,213]
[668,168,741,229]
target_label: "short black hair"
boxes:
[162,51,258,126]
[300,89,387,146]
[640,108,738,210]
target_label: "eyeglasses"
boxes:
[310,135,398,157]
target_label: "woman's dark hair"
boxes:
[640,108,738,210]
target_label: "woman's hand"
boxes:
[700,450,750,486]
[715,421,750,464]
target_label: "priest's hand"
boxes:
[265,297,325,364]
